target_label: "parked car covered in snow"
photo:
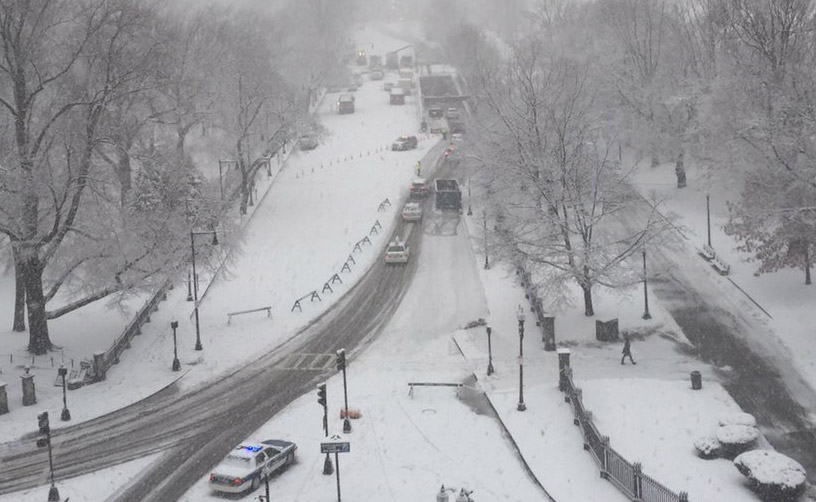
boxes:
[209,440,297,494]
[391,135,417,151]
[298,135,319,150]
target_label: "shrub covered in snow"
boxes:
[719,412,757,428]
[734,450,806,501]
[716,424,759,458]
[694,436,722,459]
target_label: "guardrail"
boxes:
[562,365,689,502]
[290,209,386,314]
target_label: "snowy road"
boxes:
[0,142,440,499]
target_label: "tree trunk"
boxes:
[675,150,687,188]
[581,281,594,317]
[238,140,248,215]
[805,244,811,285]
[12,244,26,332]
[117,153,132,207]
[19,245,51,354]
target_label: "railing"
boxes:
[92,278,174,381]
[562,366,689,502]
[607,448,636,499]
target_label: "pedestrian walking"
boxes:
[621,335,636,365]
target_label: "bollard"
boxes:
[541,316,556,351]
[21,368,36,406]
[558,348,571,391]
[690,370,702,390]
[0,382,8,414]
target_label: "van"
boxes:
[389,88,405,105]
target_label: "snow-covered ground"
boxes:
[1,23,813,502]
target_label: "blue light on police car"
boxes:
[240,444,262,452]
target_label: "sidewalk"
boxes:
[453,216,760,502]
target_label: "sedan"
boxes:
[391,135,418,151]
[299,135,319,151]
[402,201,422,221]
[384,240,410,264]
[209,440,297,494]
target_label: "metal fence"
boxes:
[562,366,690,502]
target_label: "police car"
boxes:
[208,440,297,494]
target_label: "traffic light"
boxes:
[38,412,50,435]
[336,349,346,371]
[36,412,50,448]
[317,383,327,408]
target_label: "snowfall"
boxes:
[1,23,814,502]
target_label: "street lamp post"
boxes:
[517,306,526,411]
[706,194,711,248]
[467,179,473,216]
[186,270,193,302]
[170,321,181,371]
[58,367,70,421]
[641,249,651,320]
[483,211,490,270]
[486,326,494,376]
[190,229,219,351]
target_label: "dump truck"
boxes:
[434,179,462,210]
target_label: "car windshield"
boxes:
[387,245,405,253]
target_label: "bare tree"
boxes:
[0,0,177,353]
[474,40,668,315]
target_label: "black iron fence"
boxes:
[562,366,690,502]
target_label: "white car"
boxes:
[209,440,297,494]
[384,240,410,264]
[451,133,464,143]
[370,70,384,81]
[402,202,422,221]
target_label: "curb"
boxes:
[452,336,557,502]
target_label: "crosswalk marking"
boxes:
[275,353,337,371]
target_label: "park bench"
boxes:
[407,382,464,398]
[227,306,272,325]
[711,255,731,276]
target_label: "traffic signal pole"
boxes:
[317,383,333,475]
[337,349,352,434]
[37,412,60,501]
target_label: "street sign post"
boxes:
[319,440,350,501]
[320,442,350,454]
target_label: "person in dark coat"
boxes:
[621,335,636,365]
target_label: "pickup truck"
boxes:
[435,179,462,211]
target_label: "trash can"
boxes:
[690,370,702,390]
